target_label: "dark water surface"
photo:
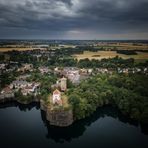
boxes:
[0,102,148,148]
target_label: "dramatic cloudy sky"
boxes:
[0,0,148,39]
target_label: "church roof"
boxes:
[53,89,61,95]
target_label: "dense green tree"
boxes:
[68,73,148,123]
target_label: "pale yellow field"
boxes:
[0,45,76,52]
[73,51,148,61]
[95,44,148,50]
[0,48,46,52]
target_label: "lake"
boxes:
[0,102,148,148]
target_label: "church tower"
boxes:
[60,77,67,91]
[52,89,62,105]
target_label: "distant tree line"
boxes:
[116,50,137,55]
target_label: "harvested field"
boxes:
[73,51,148,62]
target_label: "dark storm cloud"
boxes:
[0,0,148,39]
[59,0,73,6]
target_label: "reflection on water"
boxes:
[41,106,144,142]
[0,101,40,111]
[0,101,148,148]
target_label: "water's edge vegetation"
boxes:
[67,73,148,127]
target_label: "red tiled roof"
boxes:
[25,86,33,89]
[53,89,61,95]
[2,86,11,93]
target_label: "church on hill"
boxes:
[52,89,62,105]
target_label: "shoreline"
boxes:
[0,96,148,129]
[0,97,73,127]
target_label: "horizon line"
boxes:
[0,39,148,41]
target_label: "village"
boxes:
[0,42,148,127]
[0,61,148,104]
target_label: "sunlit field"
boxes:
[95,43,148,50]
[73,51,148,62]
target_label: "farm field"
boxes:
[0,45,76,52]
[95,44,148,50]
[95,45,148,50]
[73,51,148,62]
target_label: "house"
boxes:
[80,68,88,75]
[9,80,40,96]
[67,72,80,84]
[53,67,81,84]
[54,67,62,74]
[0,86,14,99]
[10,80,29,89]
[23,64,33,70]
[52,89,62,105]
[1,86,13,94]
[21,82,40,96]
[18,64,33,72]
[17,74,31,80]
[80,68,93,75]
[63,67,80,84]
[88,68,93,74]
[21,85,35,96]
[96,68,108,74]
[38,67,49,74]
